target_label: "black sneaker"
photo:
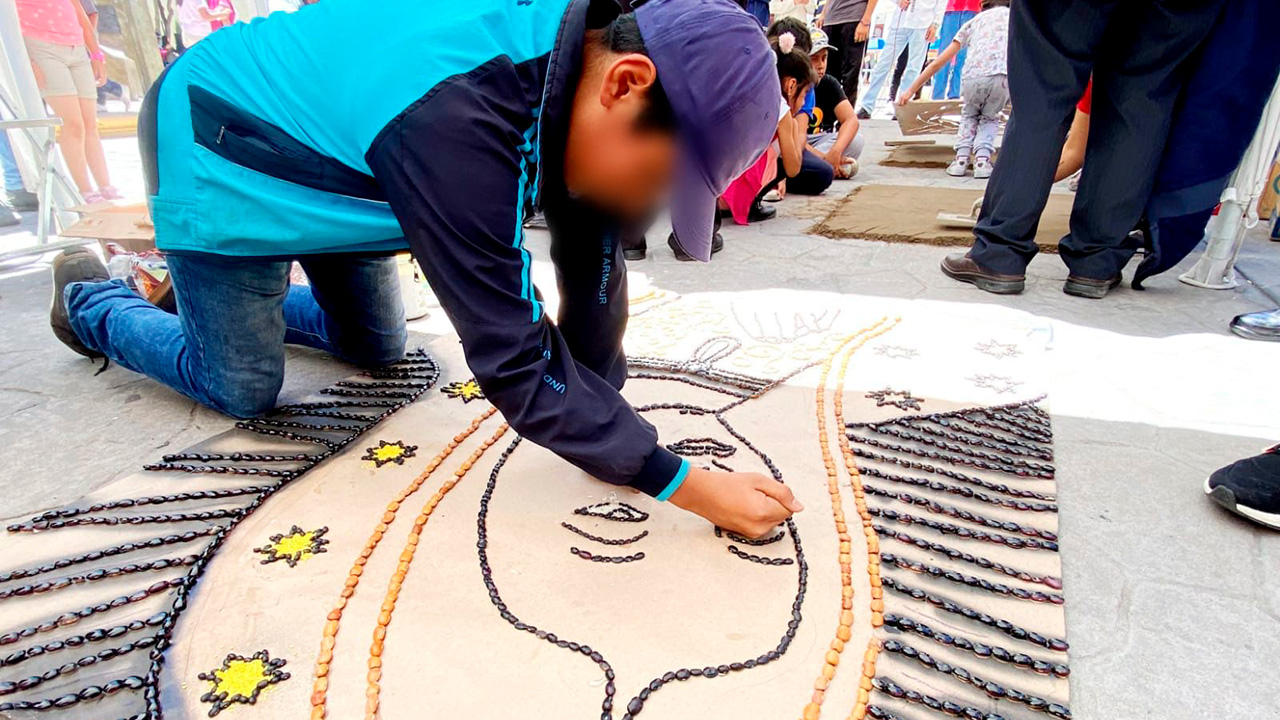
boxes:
[856,108,871,120]
[1205,447,1280,529]
[51,247,109,358]
[667,232,724,262]
[748,201,776,223]
[6,188,38,211]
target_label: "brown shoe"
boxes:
[1063,274,1122,299]
[940,253,1025,295]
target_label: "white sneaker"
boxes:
[973,157,994,179]
[946,157,970,177]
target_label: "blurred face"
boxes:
[564,52,678,219]
[812,48,829,77]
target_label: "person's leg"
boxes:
[950,76,985,174]
[836,24,868,100]
[932,11,963,100]
[972,75,1009,162]
[65,253,292,417]
[0,132,22,192]
[946,10,976,99]
[967,0,1116,277]
[291,255,407,367]
[858,26,912,115]
[889,44,910,102]
[78,98,113,191]
[44,96,93,194]
[787,152,836,195]
[898,28,929,99]
[1058,0,1228,286]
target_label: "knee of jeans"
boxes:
[207,377,282,419]
[346,328,408,368]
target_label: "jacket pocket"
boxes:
[187,85,386,202]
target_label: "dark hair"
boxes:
[980,0,1009,8]
[771,40,817,102]
[589,13,677,131]
[766,17,812,54]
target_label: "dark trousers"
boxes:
[971,0,1227,279]
[825,21,868,101]
[760,153,835,198]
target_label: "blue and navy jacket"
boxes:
[138,0,689,498]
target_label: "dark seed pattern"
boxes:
[253,526,329,567]
[196,650,288,717]
[865,388,923,411]
[727,545,795,566]
[872,676,1010,720]
[570,548,646,563]
[859,466,1057,512]
[848,448,1056,501]
[868,507,1059,552]
[573,502,650,524]
[561,523,649,547]
[861,484,1057,541]
[880,640,1071,718]
[882,614,1069,678]
[875,525,1063,590]
[879,552,1064,604]
[848,433,1055,479]
[0,350,437,719]
[880,576,1068,651]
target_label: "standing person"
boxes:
[931,0,978,100]
[50,0,801,538]
[807,28,863,178]
[15,0,120,203]
[817,0,881,102]
[899,0,1007,179]
[177,0,232,47]
[855,0,941,119]
[938,0,1229,298]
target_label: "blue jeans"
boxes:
[66,253,407,417]
[858,26,928,115]
[0,132,22,192]
[932,10,976,100]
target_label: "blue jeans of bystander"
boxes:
[932,9,976,100]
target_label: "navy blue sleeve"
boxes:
[365,61,687,498]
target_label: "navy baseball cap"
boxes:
[635,0,779,261]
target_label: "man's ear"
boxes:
[599,53,658,109]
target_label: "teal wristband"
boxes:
[654,459,691,502]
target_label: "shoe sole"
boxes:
[1063,276,1121,299]
[941,262,1025,295]
[1229,323,1280,342]
[50,248,106,358]
[1204,476,1280,530]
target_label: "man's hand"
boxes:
[668,466,803,539]
[926,23,938,42]
[855,19,871,42]
[823,149,843,169]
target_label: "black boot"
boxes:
[667,232,724,262]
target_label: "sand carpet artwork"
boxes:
[813,185,1075,251]
[0,289,1070,720]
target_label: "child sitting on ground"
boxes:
[722,30,825,222]
[899,0,1009,179]
[807,28,864,179]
